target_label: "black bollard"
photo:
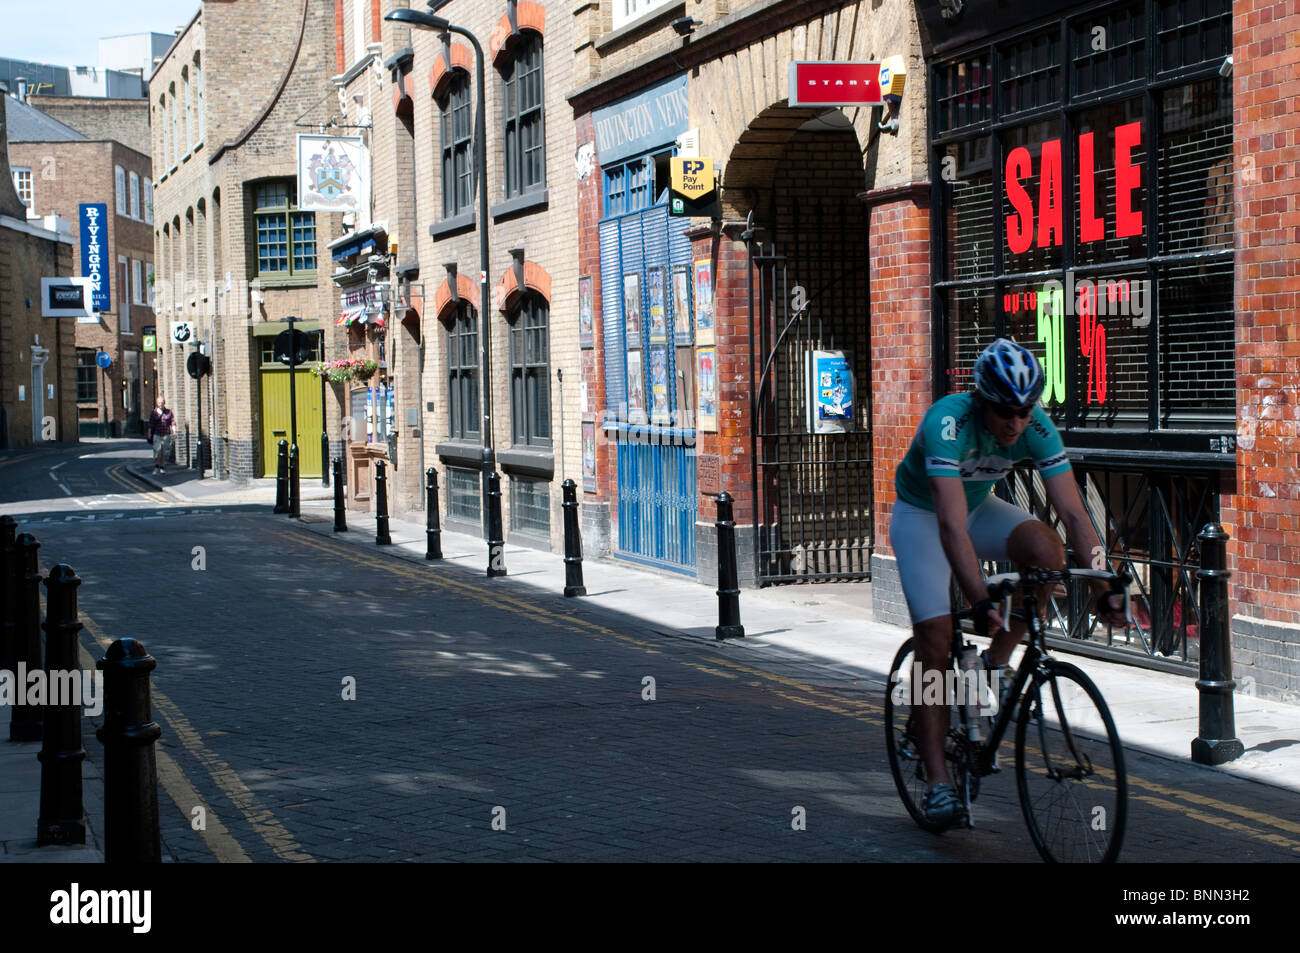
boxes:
[486,470,507,577]
[714,492,745,640]
[561,479,586,597]
[37,565,86,845]
[273,439,289,514]
[1191,523,1244,765]
[96,638,162,863]
[321,431,331,487]
[375,459,392,545]
[333,458,348,533]
[10,533,44,741]
[288,443,301,518]
[0,515,17,674]
[425,467,442,560]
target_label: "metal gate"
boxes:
[751,197,874,583]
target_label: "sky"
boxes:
[3,0,203,70]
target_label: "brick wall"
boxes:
[33,98,151,155]
[1222,0,1300,701]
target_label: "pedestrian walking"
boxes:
[146,396,176,474]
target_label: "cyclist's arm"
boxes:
[931,476,1005,631]
[1042,470,1127,625]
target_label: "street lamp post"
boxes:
[385,4,505,575]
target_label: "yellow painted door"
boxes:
[259,367,323,477]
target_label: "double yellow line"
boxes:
[104,462,172,506]
[279,523,1300,857]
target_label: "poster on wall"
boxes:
[297,135,366,213]
[622,272,642,344]
[626,351,646,424]
[693,259,714,344]
[676,345,695,426]
[647,266,667,341]
[671,264,692,345]
[697,346,717,431]
[805,349,855,434]
[582,421,597,492]
[578,275,594,348]
[648,344,670,424]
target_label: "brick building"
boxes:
[152,0,346,480]
[7,92,154,437]
[0,93,78,448]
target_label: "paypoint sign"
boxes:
[669,157,719,217]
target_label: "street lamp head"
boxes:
[384,7,449,31]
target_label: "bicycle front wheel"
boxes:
[1015,660,1127,862]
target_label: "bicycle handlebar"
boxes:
[982,567,1133,628]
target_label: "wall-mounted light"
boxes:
[1219,55,1233,78]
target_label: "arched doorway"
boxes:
[730,107,875,582]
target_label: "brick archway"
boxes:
[433,273,479,322]
[493,260,552,313]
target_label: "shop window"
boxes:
[1158,77,1232,257]
[1072,98,1147,269]
[1071,2,1146,98]
[1158,260,1234,427]
[938,139,995,281]
[998,28,1061,117]
[508,293,550,448]
[1155,0,1232,75]
[439,72,474,219]
[501,32,544,200]
[253,181,316,278]
[509,476,550,536]
[76,350,98,403]
[603,151,671,218]
[11,167,32,208]
[1000,116,1065,274]
[447,302,480,440]
[447,466,481,522]
[935,55,993,135]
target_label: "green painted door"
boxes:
[260,367,323,477]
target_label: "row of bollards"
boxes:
[0,514,162,861]
[320,459,749,638]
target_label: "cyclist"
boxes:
[890,337,1127,830]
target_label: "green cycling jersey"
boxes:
[894,392,1071,512]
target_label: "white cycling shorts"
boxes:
[889,494,1035,625]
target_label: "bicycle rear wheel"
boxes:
[1015,660,1127,862]
[884,638,975,832]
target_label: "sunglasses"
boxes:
[989,402,1033,420]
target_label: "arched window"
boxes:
[438,71,473,220]
[501,32,544,200]
[193,54,204,142]
[508,292,550,447]
[182,66,192,152]
[447,301,480,439]
[169,82,179,167]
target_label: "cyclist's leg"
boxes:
[889,500,954,786]
[965,497,1063,667]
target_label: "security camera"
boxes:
[1219,55,1232,78]
[671,17,701,36]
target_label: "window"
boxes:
[603,151,671,217]
[115,166,126,215]
[612,0,675,30]
[129,171,141,219]
[253,181,316,278]
[146,264,155,308]
[76,350,98,402]
[447,467,481,523]
[447,302,480,440]
[144,178,153,224]
[194,55,204,142]
[11,167,32,208]
[502,32,545,199]
[182,66,193,152]
[169,83,179,167]
[258,331,323,364]
[510,477,550,536]
[509,293,550,447]
[118,256,131,332]
[157,95,167,170]
[132,260,145,307]
[439,72,474,219]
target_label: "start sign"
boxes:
[787,62,885,107]
[670,157,714,200]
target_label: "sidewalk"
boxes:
[273,493,1300,798]
[122,460,334,506]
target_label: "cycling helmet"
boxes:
[972,337,1045,407]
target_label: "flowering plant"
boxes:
[315,358,379,384]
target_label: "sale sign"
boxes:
[1005,121,1144,253]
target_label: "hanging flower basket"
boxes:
[315,358,379,384]
[352,359,379,381]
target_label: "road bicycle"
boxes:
[884,567,1130,862]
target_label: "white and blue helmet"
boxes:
[973,337,1045,407]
